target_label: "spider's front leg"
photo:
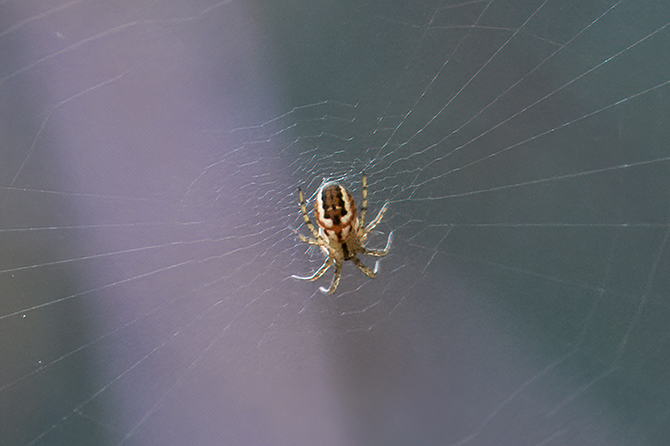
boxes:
[320,260,342,294]
[351,255,376,278]
[292,256,333,282]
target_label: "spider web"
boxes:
[1,0,670,445]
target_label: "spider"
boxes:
[291,172,393,294]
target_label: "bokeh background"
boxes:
[1,1,669,445]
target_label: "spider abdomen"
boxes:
[315,182,357,243]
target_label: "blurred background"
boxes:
[1,0,669,445]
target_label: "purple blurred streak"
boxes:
[2,1,345,444]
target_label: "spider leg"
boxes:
[362,230,393,257]
[351,255,376,278]
[320,260,342,294]
[359,172,368,228]
[298,186,320,239]
[292,256,333,282]
[292,227,324,247]
[364,201,389,232]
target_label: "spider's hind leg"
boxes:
[291,227,323,247]
[362,230,393,257]
[364,201,389,232]
[359,172,368,227]
[297,186,320,239]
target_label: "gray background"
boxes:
[1,0,669,445]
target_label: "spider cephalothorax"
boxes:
[292,172,393,294]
